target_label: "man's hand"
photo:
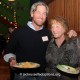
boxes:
[9,57,16,66]
[67,30,77,38]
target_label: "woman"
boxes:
[46,16,80,80]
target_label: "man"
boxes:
[46,16,80,80]
[6,26,15,43]
[4,1,77,80]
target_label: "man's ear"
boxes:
[30,12,33,18]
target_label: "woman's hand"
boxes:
[76,67,80,72]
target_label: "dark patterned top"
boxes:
[46,37,80,80]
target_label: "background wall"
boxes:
[47,0,80,31]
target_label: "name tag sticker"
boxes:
[42,36,49,42]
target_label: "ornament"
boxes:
[10,22,13,24]
[4,17,6,19]
[7,6,9,8]
[0,2,2,4]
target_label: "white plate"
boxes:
[56,64,79,74]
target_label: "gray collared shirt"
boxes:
[27,21,43,31]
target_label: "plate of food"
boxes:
[56,64,79,74]
[12,61,40,69]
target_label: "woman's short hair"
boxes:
[50,16,68,31]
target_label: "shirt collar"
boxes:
[27,21,43,31]
[53,39,66,47]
